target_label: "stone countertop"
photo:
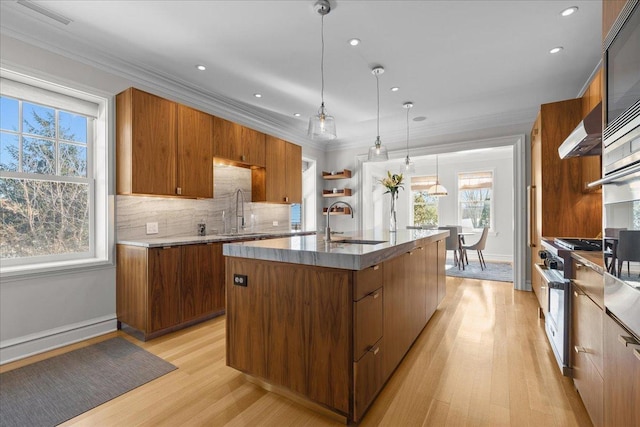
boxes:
[118,230,316,248]
[222,229,449,270]
[571,251,605,275]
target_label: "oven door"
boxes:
[546,280,571,376]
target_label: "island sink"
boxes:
[332,239,387,245]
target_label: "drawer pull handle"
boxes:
[373,265,379,271]
[370,291,380,299]
[618,335,640,347]
[574,345,586,354]
[370,346,379,355]
[573,291,578,297]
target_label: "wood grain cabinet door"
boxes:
[177,105,213,198]
[212,117,242,162]
[117,88,178,196]
[181,244,214,322]
[241,126,266,167]
[284,141,302,204]
[147,247,181,333]
[604,314,640,427]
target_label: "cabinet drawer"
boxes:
[573,261,604,309]
[532,264,549,314]
[572,284,603,376]
[353,338,383,423]
[354,264,383,301]
[354,287,383,362]
[573,345,604,427]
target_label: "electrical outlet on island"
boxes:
[272,221,278,227]
[146,222,159,234]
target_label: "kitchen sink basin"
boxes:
[216,232,265,237]
[332,239,387,245]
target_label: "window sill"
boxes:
[0,258,114,282]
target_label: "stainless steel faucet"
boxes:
[325,201,354,241]
[235,189,246,232]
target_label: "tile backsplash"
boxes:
[116,165,291,241]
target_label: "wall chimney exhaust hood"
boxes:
[558,102,602,159]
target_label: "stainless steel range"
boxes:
[538,238,602,376]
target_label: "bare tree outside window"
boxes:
[1,97,90,260]
[458,171,493,229]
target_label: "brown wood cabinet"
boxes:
[571,259,604,427]
[604,313,640,427]
[116,243,225,340]
[252,136,302,204]
[177,104,214,198]
[529,99,602,313]
[225,235,446,423]
[212,116,266,167]
[603,0,629,40]
[116,88,214,198]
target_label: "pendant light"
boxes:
[367,66,389,161]
[428,155,448,196]
[307,0,337,141]
[402,101,415,173]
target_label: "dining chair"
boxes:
[461,227,489,270]
[616,230,640,278]
[438,226,463,269]
[604,227,626,274]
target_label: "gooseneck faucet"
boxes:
[235,189,246,232]
[325,201,354,241]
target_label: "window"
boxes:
[411,176,439,226]
[0,72,110,274]
[458,171,493,229]
[290,203,302,230]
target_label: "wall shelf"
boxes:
[322,169,352,180]
[322,207,352,216]
[322,188,352,197]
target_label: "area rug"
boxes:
[445,259,513,282]
[0,337,176,427]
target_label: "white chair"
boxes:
[461,227,489,270]
[439,226,463,269]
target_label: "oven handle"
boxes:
[548,281,567,290]
[587,163,640,188]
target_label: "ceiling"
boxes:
[0,1,602,152]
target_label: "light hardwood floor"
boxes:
[2,277,592,426]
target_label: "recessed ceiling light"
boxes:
[413,116,427,122]
[348,38,361,46]
[549,46,564,54]
[253,93,262,98]
[196,64,206,71]
[293,113,301,117]
[390,87,399,92]
[560,6,578,17]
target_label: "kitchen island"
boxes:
[223,229,448,423]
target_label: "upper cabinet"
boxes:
[116,88,213,198]
[603,0,629,39]
[252,136,302,204]
[213,117,266,167]
[177,104,214,198]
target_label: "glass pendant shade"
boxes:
[308,102,336,140]
[403,155,415,173]
[428,182,448,196]
[428,155,448,196]
[367,137,389,161]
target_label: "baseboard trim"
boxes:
[0,314,117,365]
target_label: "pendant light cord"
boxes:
[406,107,410,153]
[376,73,380,138]
[320,13,325,106]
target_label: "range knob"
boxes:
[538,250,549,260]
[545,258,558,269]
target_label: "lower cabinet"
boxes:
[604,313,640,427]
[117,243,225,340]
[226,236,447,423]
[571,283,603,427]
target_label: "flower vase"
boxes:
[389,192,398,232]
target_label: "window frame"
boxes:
[457,169,495,231]
[0,69,112,278]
